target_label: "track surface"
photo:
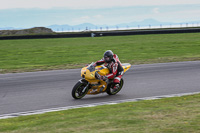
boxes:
[0,61,200,115]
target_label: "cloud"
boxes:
[165,9,200,22]
[153,8,160,14]
[1,0,200,10]
[72,15,104,25]
[80,16,90,20]
[94,15,104,19]
[0,2,199,27]
[137,8,200,23]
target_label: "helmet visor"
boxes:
[104,56,111,62]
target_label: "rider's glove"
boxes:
[100,76,107,81]
[93,63,97,67]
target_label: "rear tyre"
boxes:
[106,78,124,95]
[72,81,89,99]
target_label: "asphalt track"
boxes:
[0,61,200,116]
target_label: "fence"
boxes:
[55,23,200,32]
[1,27,200,40]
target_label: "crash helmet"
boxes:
[104,50,114,63]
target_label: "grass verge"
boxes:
[0,94,200,133]
[0,33,200,73]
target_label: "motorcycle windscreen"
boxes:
[122,63,131,73]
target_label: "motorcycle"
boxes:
[72,62,131,99]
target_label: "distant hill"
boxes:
[47,23,97,31]
[0,27,54,36]
[47,19,200,31]
[1,19,199,32]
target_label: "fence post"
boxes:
[127,25,129,29]
[106,26,109,31]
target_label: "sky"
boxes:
[0,0,200,28]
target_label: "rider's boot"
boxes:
[113,84,119,92]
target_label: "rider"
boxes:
[93,50,124,90]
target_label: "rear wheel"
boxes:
[106,78,124,95]
[72,81,89,99]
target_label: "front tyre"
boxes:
[72,81,89,99]
[106,78,124,95]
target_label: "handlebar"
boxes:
[95,71,101,80]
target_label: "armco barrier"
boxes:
[95,28,200,37]
[0,33,91,40]
[0,28,200,40]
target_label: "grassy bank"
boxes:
[0,33,200,73]
[0,94,199,133]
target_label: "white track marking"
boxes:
[0,91,199,119]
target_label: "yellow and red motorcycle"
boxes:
[72,62,131,99]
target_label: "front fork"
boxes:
[82,82,89,93]
[79,79,90,93]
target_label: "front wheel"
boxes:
[106,78,124,95]
[72,80,89,99]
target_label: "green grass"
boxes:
[0,33,200,73]
[0,94,199,133]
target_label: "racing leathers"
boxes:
[94,54,124,84]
